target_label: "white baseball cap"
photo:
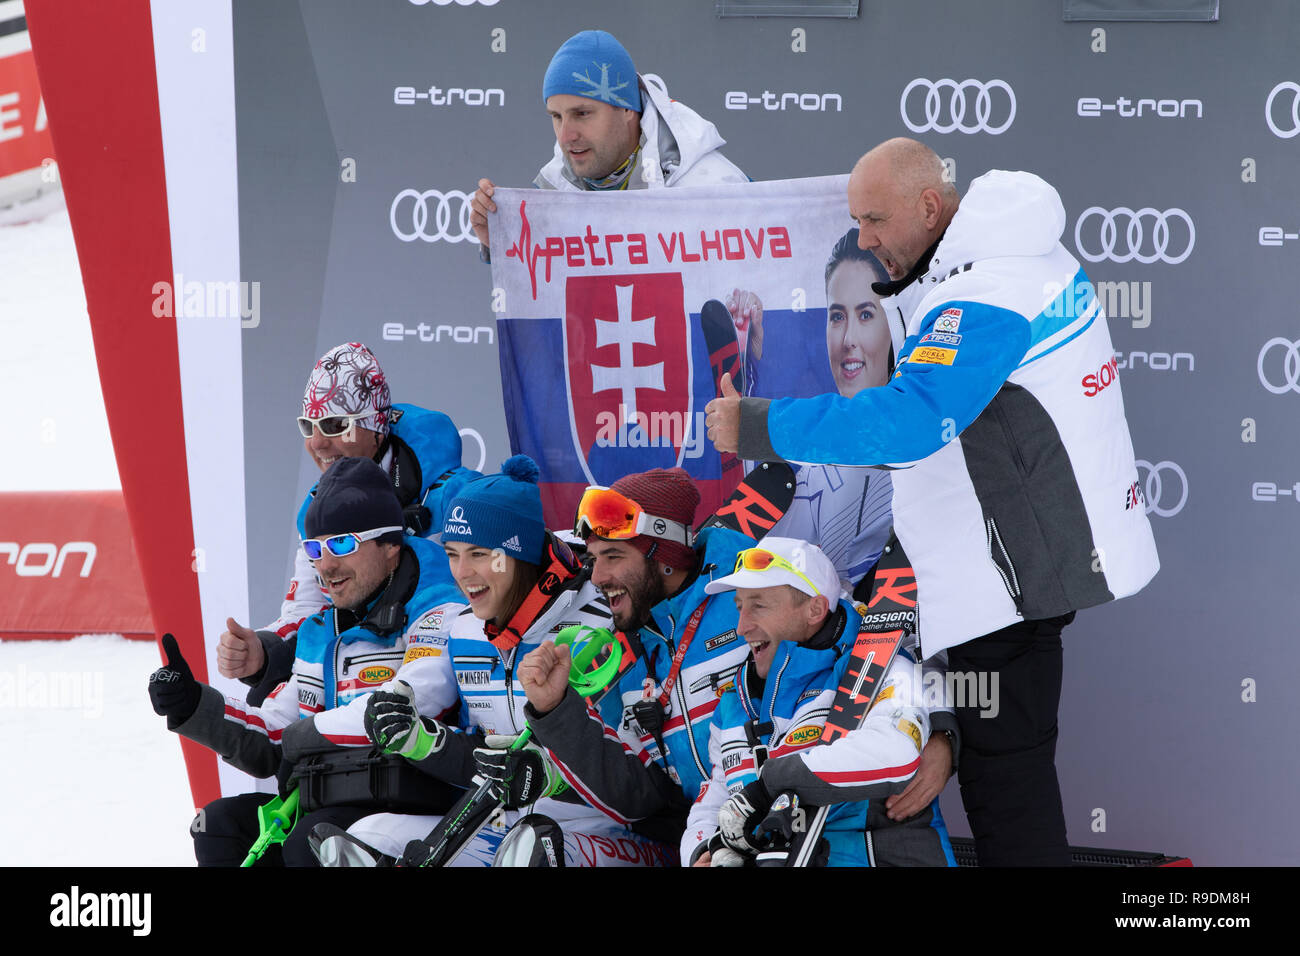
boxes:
[704,535,841,600]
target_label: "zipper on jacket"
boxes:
[342,650,402,670]
[985,516,1024,609]
[327,612,343,710]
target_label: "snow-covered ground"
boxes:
[0,203,119,491]
[0,635,196,865]
[3,204,195,864]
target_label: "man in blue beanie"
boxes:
[470,29,747,252]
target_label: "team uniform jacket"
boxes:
[535,73,748,192]
[262,403,477,640]
[739,170,1160,656]
[681,600,955,867]
[171,536,465,779]
[346,564,674,865]
[527,527,758,825]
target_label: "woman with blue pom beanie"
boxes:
[326,457,675,867]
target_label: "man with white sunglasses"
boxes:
[149,457,466,865]
[217,342,477,703]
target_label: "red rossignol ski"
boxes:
[698,460,796,541]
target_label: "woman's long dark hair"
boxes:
[493,558,543,629]
[825,227,890,287]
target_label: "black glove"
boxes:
[473,740,557,809]
[754,790,832,868]
[365,681,445,758]
[717,778,774,855]
[148,634,201,725]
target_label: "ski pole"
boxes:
[402,625,625,867]
[240,787,301,867]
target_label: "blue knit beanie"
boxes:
[542,30,641,112]
[442,455,547,564]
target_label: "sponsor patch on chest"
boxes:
[783,724,823,747]
[402,645,442,664]
[919,331,962,347]
[356,665,396,685]
[704,629,739,653]
[934,308,963,333]
[909,345,957,366]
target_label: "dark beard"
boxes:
[618,557,669,633]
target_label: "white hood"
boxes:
[936,169,1066,268]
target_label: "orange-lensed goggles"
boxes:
[732,547,821,596]
[574,486,693,546]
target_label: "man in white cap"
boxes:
[682,535,955,867]
[470,29,747,255]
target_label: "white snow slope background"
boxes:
[1,205,196,865]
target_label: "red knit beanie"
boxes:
[607,468,701,571]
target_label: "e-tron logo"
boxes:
[900,78,1016,135]
[1073,207,1195,265]
[1135,459,1188,518]
[1264,81,1300,139]
[1,541,97,577]
[1257,337,1300,394]
[390,189,477,244]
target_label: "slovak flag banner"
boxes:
[489,176,853,529]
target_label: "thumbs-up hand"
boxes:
[705,372,742,454]
[217,617,266,679]
[149,633,202,723]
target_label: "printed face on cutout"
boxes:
[825,259,891,398]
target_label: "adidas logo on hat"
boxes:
[502,535,522,553]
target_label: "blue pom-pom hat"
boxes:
[442,455,547,564]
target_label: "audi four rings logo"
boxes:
[1073,207,1195,265]
[390,189,478,244]
[1265,81,1300,138]
[1257,338,1300,394]
[1135,459,1188,518]
[900,78,1016,135]
[408,0,499,6]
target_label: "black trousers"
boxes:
[945,612,1074,867]
[191,793,371,867]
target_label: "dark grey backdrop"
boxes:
[234,0,1300,865]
